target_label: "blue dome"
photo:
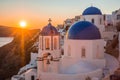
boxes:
[41,23,59,36]
[82,6,102,15]
[68,21,101,40]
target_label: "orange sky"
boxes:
[0,5,72,29]
[0,0,120,29]
[0,16,64,29]
[0,9,66,29]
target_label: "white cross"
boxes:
[48,18,52,23]
[91,3,93,7]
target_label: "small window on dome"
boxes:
[81,47,86,58]
[91,19,94,24]
[45,38,50,50]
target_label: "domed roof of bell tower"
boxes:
[41,18,59,36]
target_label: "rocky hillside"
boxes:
[0,26,40,80]
[105,22,120,59]
[105,35,119,58]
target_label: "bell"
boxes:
[50,56,53,61]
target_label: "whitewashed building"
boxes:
[12,7,119,80]
[62,6,117,40]
[112,8,120,27]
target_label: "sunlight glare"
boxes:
[20,21,27,28]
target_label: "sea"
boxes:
[0,37,14,47]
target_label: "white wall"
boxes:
[88,59,106,68]
[112,9,120,26]
[60,39,105,73]
[92,40,104,59]
[30,53,37,63]
[81,15,104,25]
[25,69,37,80]
[37,61,43,78]
[64,39,104,60]
[39,69,102,80]
[60,57,77,73]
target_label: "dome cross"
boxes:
[48,18,52,23]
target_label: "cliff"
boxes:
[0,26,40,80]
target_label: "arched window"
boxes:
[54,38,57,49]
[91,19,94,24]
[45,38,50,50]
[31,75,35,80]
[81,47,86,58]
[96,45,99,58]
[68,45,71,56]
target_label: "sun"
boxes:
[19,20,27,28]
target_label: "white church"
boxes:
[12,6,119,80]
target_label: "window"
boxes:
[96,45,99,58]
[65,26,70,31]
[54,38,57,49]
[100,18,102,24]
[81,47,86,58]
[61,36,64,39]
[84,18,86,21]
[61,49,64,55]
[68,45,71,56]
[91,19,94,24]
[103,14,106,21]
[45,38,50,50]
[31,75,35,80]
[117,15,120,20]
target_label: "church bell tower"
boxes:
[37,19,61,79]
